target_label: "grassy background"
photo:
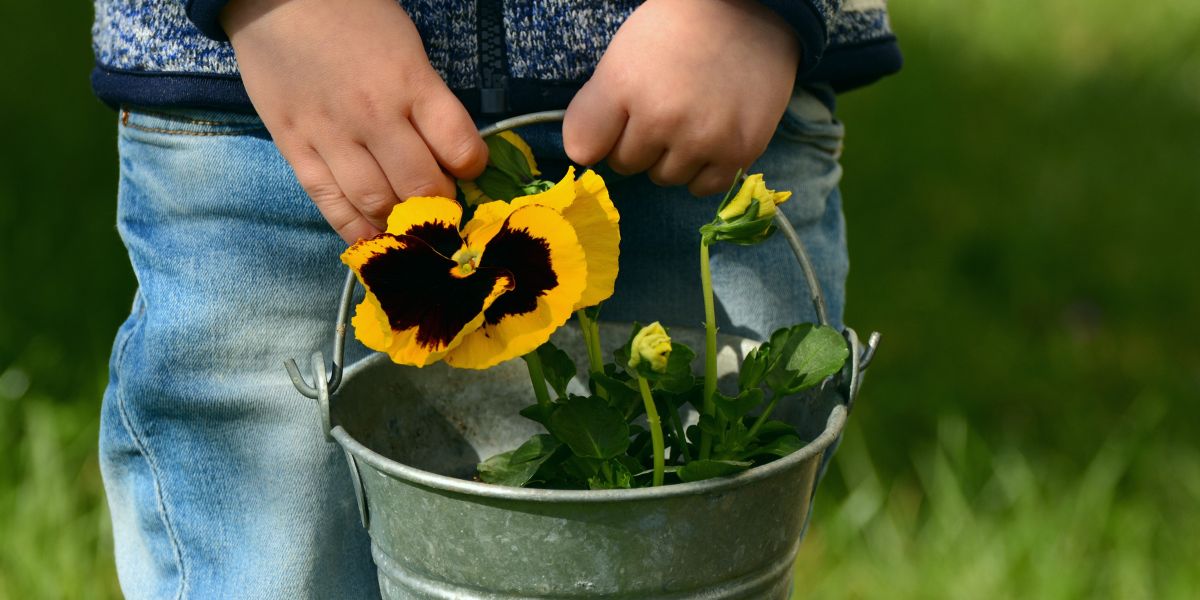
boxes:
[1,0,1198,597]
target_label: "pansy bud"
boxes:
[629,322,672,373]
[701,174,793,246]
[716,174,791,221]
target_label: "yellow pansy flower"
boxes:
[341,194,590,370]
[465,167,620,310]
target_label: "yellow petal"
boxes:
[566,169,620,309]
[444,205,588,369]
[460,199,517,239]
[498,131,540,177]
[457,179,492,207]
[385,196,463,238]
[716,175,752,221]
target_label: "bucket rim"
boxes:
[331,397,846,503]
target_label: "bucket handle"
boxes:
[284,110,880,437]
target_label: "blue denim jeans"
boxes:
[100,88,847,599]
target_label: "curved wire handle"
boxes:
[284,110,880,422]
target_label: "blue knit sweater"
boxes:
[91,0,900,115]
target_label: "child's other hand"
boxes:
[563,0,801,197]
[222,0,487,243]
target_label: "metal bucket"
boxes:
[286,112,880,599]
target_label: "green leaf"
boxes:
[697,414,722,436]
[587,458,634,490]
[590,372,641,420]
[477,434,562,487]
[546,395,630,460]
[650,342,697,393]
[531,342,576,399]
[485,134,534,181]
[738,344,772,391]
[765,324,849,395]
[677,459,752,483]
[754,419,800,441]
[713,388,765,421]
[518,402,554,427]
[474,166,526,202]
[742,435,805,460]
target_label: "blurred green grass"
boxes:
[2,0,1198,597]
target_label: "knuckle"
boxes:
[441,136,486,172]
[401,180,449,200]
[301,180,346,205]
[353,191,398,217]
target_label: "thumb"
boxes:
[412,86,489,180]
[563,80,627,167]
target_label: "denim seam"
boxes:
[112,298,190,600]
[120,108,264,137]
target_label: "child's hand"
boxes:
[562,0,801,197]
[222,0,488,243]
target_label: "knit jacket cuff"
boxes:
[757,0,830,76]
[185,0,234,42]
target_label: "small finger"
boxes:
[647,149,704,188]
[688,163,741,198]
[411,87,489,179]
[282,144,380,243]
[318,141,401,228]
[563,81,627,166]
[606,115,664,176]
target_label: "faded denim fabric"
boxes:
[99,86,847,599]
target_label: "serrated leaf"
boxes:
[765,324,848,394]
[546,395,630,460]
[478,434,562,487]
[713,388,765,421]
[587,458,634,490]
[677,459,752,483]
[739,344,772,391]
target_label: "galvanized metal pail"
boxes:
[286,112,880,599]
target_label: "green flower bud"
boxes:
[701,174,793,246]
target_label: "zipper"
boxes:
[477,0,509,115]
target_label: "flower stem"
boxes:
[524,351,553,409]
[746,391,781,440]
[699,241,718,460]
[576,309,607,399]
[636,376,666,486]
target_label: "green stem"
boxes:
[636,376,666,486]
[699,241,718,460]
[746,392,781,440]
[576,309,607,399]
[524,351,553,409]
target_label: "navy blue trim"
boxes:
[91,65,252,112]
[758,0,828,76]
[809,37,903,92]
[185,0,233,42]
